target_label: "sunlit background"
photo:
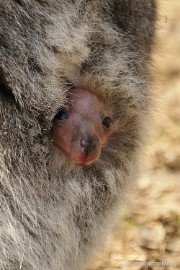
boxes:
[87,1,180,269]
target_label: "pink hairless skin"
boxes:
[51,88,114,165]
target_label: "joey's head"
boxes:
[51,88,114,165]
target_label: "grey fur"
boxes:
[0,1,156,269]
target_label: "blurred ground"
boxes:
[87,1,180,269]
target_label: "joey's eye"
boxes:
[102,117,111,129]
[55,109,69,120]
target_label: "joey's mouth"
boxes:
[72,150,100,166]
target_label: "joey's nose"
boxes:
[78,137,100,164]
[80,137,96,153]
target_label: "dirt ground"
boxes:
[87,1,180,269]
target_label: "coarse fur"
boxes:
[0,1,156,269]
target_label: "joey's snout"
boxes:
[79,136,100,164]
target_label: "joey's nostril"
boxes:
[80,138,96,150]
[81,138,93,147]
